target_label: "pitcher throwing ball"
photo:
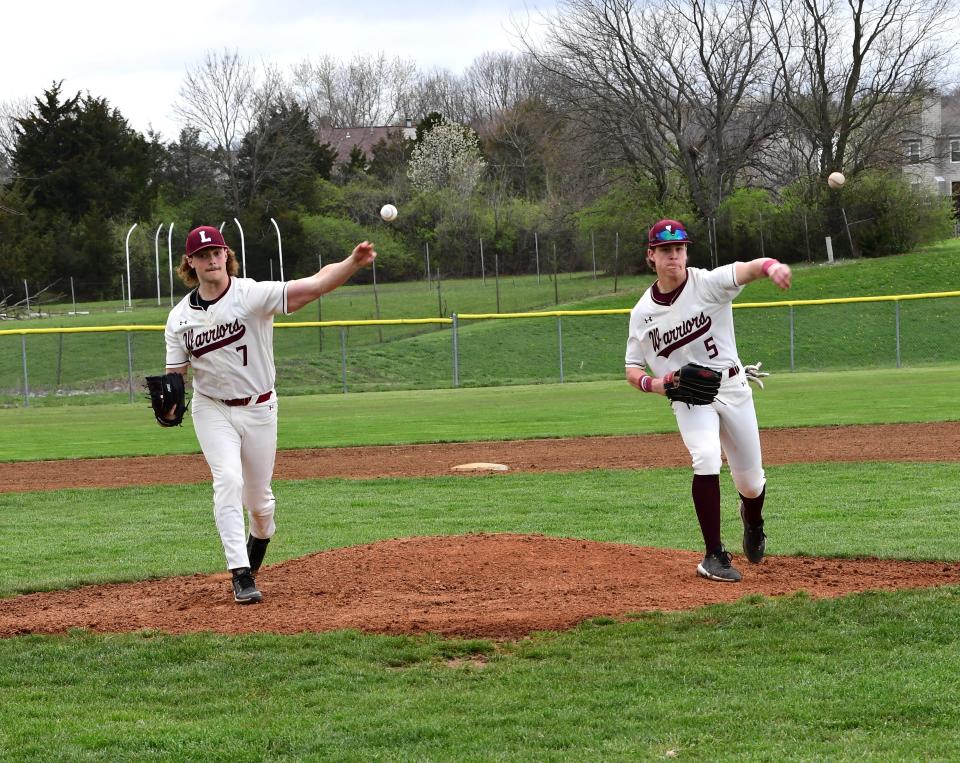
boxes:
[152,226,375,603]
[625,219,792,582]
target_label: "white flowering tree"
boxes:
[407,118,486,197]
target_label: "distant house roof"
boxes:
[319,122,417,164]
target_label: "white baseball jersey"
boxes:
[625,264,744,377]
[165,277,289,400]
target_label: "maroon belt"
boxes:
[223,391,272,407]
[728,365,740,378]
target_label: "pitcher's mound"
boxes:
[2,534,959,640]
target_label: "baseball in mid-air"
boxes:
[380,204,398,222]
[827,172,846,189]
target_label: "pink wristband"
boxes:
[761,258,780,275]
[640,375,652,392]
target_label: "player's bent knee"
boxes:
[732,468,765,498]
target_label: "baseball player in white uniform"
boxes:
[625,219,792,582]
[161,225,375,603]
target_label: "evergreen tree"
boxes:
[12,82,152,221]
[6,83,154,297]
[237,100,335,211]
[160,127,221,203]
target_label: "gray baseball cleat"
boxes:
[696,546,742,582]
[231,567,263,604]
[740,502,766,564]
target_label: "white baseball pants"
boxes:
[191,393,278,570]
[672,373,766,498]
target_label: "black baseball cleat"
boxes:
[696,546,742,582]
[231,567,263,604]
[740,502,766,564]
[247,535,270,573]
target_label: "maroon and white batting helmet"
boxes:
[648,219,692,248]
[185,226,226,256]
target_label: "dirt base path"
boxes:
[3,422,959,493]
[3,421,959,639]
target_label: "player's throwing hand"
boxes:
[762,259,792,289]
[351,241,377,267]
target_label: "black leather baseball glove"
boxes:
[663,363,723,405]
[145,373,187,426]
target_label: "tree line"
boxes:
[1,0,957,303]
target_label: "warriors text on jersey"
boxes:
[165,277,289,400]
[625,264,744,378]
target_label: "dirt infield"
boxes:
[3,421,959,639]
[2,535,959,639]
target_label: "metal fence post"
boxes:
[535,231,541,284]
[451,314,460,388]
[124,223,137,309]
[591,231,597,279]
[317,253,323,354]
[21,335,29,408]
[895,300,901,368]
[789,305,795,371]
[56,332,64,388]
[126,332,135,403]
[557,316,564,383]
[339,327,348,394]
[372,258,382,343]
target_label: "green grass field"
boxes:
[3,367,960,759]
[2,244,960,760]
[1,366,958,462]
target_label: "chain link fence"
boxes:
[2,293,959,407]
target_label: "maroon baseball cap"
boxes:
[648,219,692,248]
[185,226,226,256]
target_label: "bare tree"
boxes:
[461,52,545,123]
[481,97,566,200]
[173,49,258,212]
[230,63,298,206]
[404,68,472,124]
[0,97,31,185]
[521,0,783,219]
[761,0,958,178]
[292,53,418,128]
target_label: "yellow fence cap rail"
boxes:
[733,290,960,309]
[458,309,631,320]
[280,318,452,328]
[2,290,958,336]
[0,325,163,336]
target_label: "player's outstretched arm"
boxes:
[734,258,792,290]
[286,242,377,313]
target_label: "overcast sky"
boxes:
[2,0,552,140]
